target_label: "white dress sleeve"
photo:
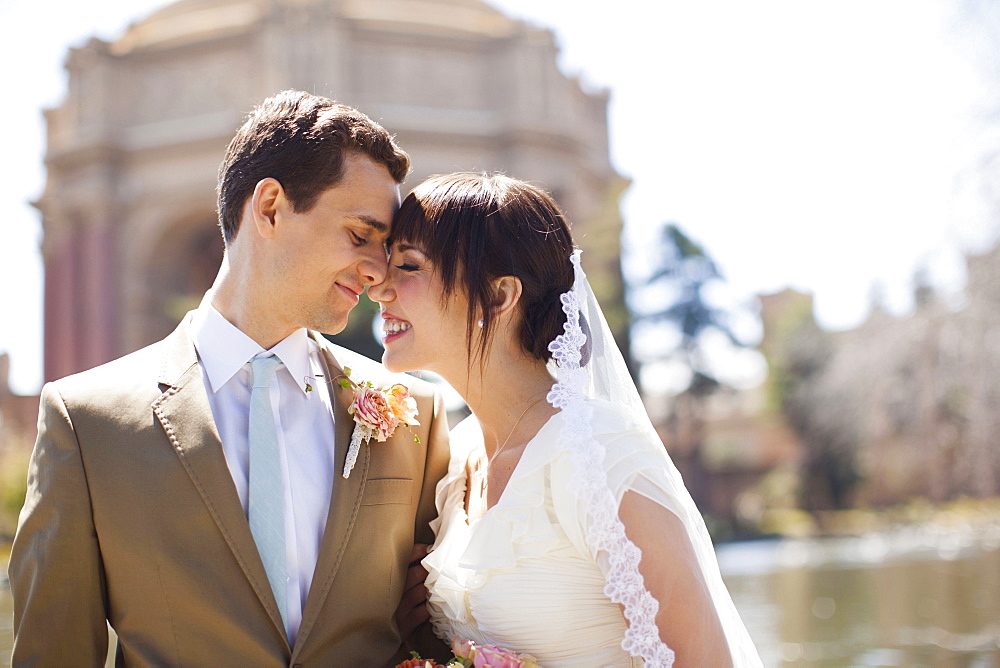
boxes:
[549,401,762,668]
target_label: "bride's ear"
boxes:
[492,276,523,319]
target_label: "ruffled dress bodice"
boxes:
[423,412,643,667]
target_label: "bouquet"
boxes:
[395,637,540,668]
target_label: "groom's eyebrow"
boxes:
[352,215,388,233]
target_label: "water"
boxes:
[718,523,1000,666]
[1,525,998,666]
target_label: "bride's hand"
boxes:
[394,543,432,640]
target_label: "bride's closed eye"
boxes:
[390,243,429,272]
[395,262,420,272]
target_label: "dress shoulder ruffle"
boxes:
[425,402,679,597]
[424,414,566,599]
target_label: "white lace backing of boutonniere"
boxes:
[336,367,420,478]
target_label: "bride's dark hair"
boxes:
[391,172,575,364]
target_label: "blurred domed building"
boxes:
[39,0,628,380]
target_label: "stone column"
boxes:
[41,221,78,382]
[77,207,120,371]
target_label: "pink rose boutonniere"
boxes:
[338,367,420,478]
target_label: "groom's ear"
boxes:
[249,178,284,239]
[492,276,523,319]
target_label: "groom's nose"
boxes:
[358,246,388,287]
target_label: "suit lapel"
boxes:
[294,340,371,650]
[152,316,288,643]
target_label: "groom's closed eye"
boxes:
[347,215,390,248]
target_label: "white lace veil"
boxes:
[545,250,762,667]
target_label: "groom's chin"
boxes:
[307,315,348,338]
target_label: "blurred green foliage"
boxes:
[0,448,29,541]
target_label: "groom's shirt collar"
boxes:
[190,300,314,395]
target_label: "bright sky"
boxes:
[0,0,996,394]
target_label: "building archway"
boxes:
[143,217,224,343]
[41,0,626,376]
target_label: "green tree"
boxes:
[633,223,741,396]
[631,223,745,522]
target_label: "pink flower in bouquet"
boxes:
[472,645,524,668]
[349,386,396,441]
[451,637,477,660]
[448,637,538,668]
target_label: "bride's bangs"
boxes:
[390,195,435,251]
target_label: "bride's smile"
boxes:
[369,243,471,377]
[380,315,411,340]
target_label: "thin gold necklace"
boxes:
[487,394,548,467]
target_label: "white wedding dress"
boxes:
[423,252,761,667]
[424,403,671,666]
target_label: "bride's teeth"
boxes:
[384,319,411,334]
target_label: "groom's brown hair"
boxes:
[217,90,410,244]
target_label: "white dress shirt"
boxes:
[190,302,337,645]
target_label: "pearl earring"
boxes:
[477,319,484,328]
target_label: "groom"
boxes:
[9,91,449,665]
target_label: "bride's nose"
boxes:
[368,274,393,303]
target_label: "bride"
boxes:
[370,173,761,667]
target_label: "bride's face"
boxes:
[368,241,472,375]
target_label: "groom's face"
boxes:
[271,152,400,335]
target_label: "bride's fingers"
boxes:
[403,561,428,592]
[395,575,431,637]
[400,585,430,619]
[408,542,431,564]
[395,603,430,640]
[394,543,433,638]
[398,597,430,629]
[400,570,429,607]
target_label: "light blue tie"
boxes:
[248,354,288,632]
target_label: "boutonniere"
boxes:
[336,367,420,478]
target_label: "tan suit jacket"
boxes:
[9,316,451,666]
